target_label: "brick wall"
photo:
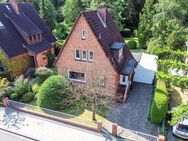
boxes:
[56,14,119,96]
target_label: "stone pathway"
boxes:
[107,83,159,136]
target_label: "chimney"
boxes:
[9,0,19,14]
[97,8,107,26]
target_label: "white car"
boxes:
[173,119,188,139]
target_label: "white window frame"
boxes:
[119,47,123,57]
[99,76,105,87]
[88,51,94,62]
[75,49,80,60]
[82,50,87,61]
[81,30,86,40]
[67,70,86,83]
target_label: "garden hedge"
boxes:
[37,75,73,110]
[150,80,168,124]
[127,40,137,49]
[21,92,35,103]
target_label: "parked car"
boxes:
[172,119,188,139]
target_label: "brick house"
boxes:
[0,0,56,76]
[55,8,136,102]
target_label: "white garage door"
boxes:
[133,53,158,84]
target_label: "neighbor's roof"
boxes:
[0,3,56,58]
[23,40,53,55]
[55,8,135,73]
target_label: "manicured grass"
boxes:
[27,99,107,127]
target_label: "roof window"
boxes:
[0,21,5,29]
[5,5,11,11]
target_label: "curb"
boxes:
[0,127,39,141]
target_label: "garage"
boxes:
[133,53,158,84]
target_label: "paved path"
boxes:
[0,107,124,141]
[107,83,158,136]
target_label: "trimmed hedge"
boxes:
[32,84,40,94]
[10,93,19,101]
[35,67,53,84]
[21,92,35,103]
[127,40,137,49]
[37,75,73,110]
[150,80,168,124]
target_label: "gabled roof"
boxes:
[55,8,135,73]
[5,11,42,36]
[0,2,56,58]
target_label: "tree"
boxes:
[169,103,188,126]
[72,64,116,121]
[138,0,156,49]
[39,0,56,30]
[62,0,85,27]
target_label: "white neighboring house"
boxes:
[133,53,158,84]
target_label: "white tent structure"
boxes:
[133,53,158,84]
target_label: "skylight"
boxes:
[0,21,5,29]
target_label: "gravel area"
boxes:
[107,83,159,136]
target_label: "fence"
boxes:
[103,121,159,141]
[7,100,160,141]
[8,100,97,128]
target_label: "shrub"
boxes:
[10,93,19,101]
[14,76,30,97]
[46,51,55,68]
[21,92,35,103]
[32,84,40,94]
[127,40,137,49]
[35,67,53,84]
[37,75,73,110]
[0,77,10,98]
[150,80,168,124]
[121,28,132,37]
[133,29,138,37]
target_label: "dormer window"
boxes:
[0,21,5,29]
[111,42,125,62]
[5,5,11,11]
[81,30,86,40]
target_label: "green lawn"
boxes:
[28,99,108,127]
[124,37,138,44]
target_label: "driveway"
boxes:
[107,83,158,136]
[0,107,124,141]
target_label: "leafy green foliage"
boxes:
[127,40,137,49]
[40,0,56,30]
[14,76,30,97]
[10,93,19,101]
[139,0,188,51]
[121,28,132,37]
[150,80,168,124]
[21,92,35,103]
[0,77,10,98]
[37,75,73,110]
[157,71,188,92]
[32,84,40,94]
[158,59,188,73]
[35,67,53,84]
[169,103,188,126]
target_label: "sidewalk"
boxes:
[0,107,123,141]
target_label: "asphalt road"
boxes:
[0,129,34,141]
